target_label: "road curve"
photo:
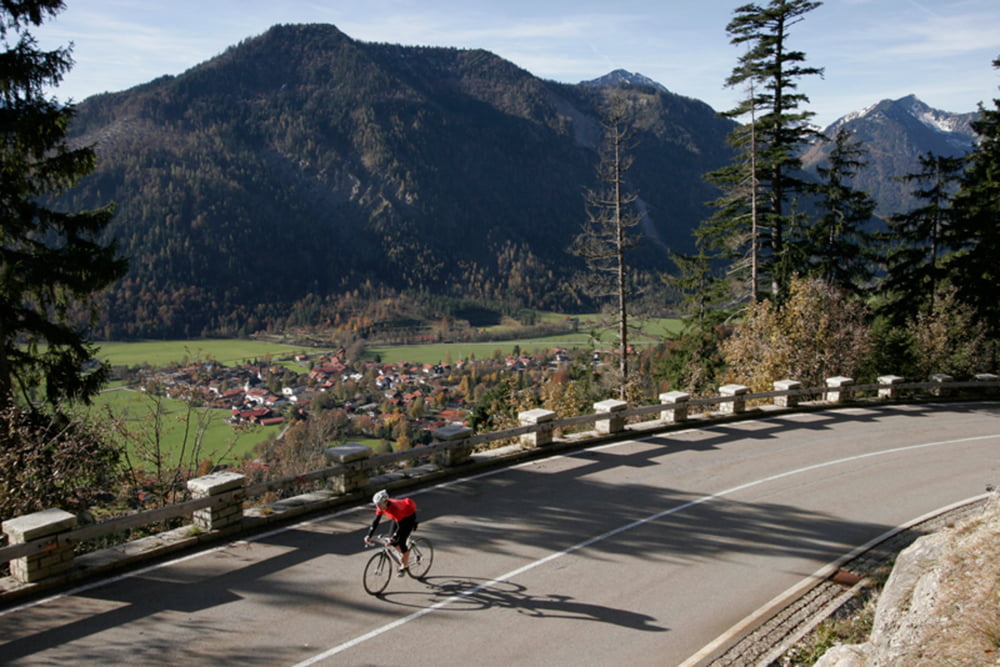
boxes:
[3,402,1000,666]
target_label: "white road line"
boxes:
[292,432,1000,666]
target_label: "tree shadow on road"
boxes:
[420,401,994,570]
[0,522,379,664]
[3,402,988,663]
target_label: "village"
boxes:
[124,346,579,445]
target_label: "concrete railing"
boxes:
[2,372,998,595]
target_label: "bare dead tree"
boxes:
[571,94,643,400]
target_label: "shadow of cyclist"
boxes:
[381,576,669,632]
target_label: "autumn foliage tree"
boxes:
[909,286,991,380]
[0,402,120,520]
[722,277,871,391]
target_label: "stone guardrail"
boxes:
[2,372,998,599]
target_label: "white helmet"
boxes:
[372,489,389,506]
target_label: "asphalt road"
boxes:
[3,402,1000,666]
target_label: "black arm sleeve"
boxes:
[366,513,382,538]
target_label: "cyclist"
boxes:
[364,489,418,576]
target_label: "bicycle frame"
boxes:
[371,536,404,564]
[362,534,433,595]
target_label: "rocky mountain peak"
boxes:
[579,69,669,93]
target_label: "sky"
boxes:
[30,0,1000,129]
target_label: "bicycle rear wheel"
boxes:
[363,551,392,595]
[407,537,433,579]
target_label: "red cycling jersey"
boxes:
[376,497,417,522]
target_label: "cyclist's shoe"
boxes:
[397,566,408,577]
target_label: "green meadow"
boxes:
[92,387,280,466]
[366,316,682,365]
[95,339,312,368]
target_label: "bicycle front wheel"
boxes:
[407,537,434,579]
[363,551,392,595]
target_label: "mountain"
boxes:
[580,69,670,94]
[802,95,979,215]
[60,24,737,339]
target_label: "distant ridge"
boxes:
[802,95,979,215]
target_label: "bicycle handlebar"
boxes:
[365,534,393,548]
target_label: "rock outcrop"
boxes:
[817,497,1000,666]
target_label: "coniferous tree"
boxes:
[880,153,964,325]
[949,55,1000,341]
[699,0,824,304]
[802,126,878,295]
[1,0,127,408]
[697,121,759,309]
[667,247,734,326]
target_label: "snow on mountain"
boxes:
[828,94,977,141]
[580,69,670,93]
[898,94,978,136]
[803,95,979,216]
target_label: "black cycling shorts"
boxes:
[392,513,417,552]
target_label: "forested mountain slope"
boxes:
[61,23,736,339]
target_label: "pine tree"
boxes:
[949,55,1000,340]
[880,153,964,325]
[667,247,734,326]
[0,0,127,407]
[698,123,759,308]
[699,0,824,304]
[803,126,878,295]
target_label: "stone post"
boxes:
[719,384,749,414]
[976,373,1000,397]
[187,471,246,532]
[929,373,953,397]
[432,423,474,466]
[593,399,628,435]
[518,408,556,448]
[878,374,905,399]
[658,391,690,423]
[323,443,373,494]
[2,508,78,583]
[773,380,801,408]
[825,376,854,403]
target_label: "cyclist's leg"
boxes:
[394,514,417,569]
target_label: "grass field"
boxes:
[95,339,313,368]
[92,387,280,466]
[366,317,682,365]
[93,315,683,369]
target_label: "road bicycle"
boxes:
[363,534,434,595]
